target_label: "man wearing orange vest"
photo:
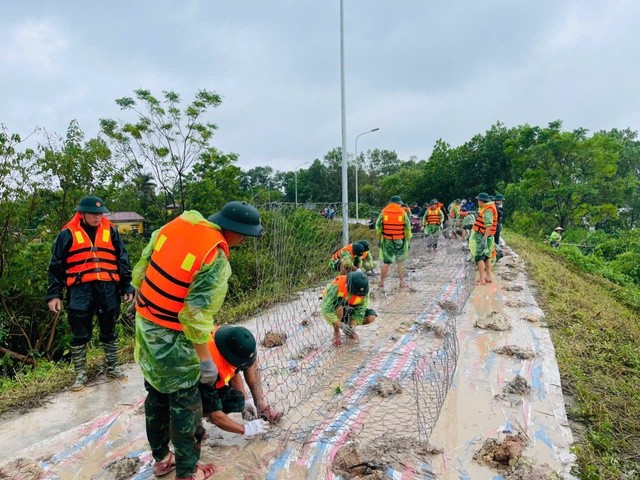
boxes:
[322,271,375,347]
[376,195,412,289]
[46,195,135,391]
[330,241,365,274]
[470,193,497,285]
[133,201,264,480]
[422,199,445,249]
[198,326,281,437]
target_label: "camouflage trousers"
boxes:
[144,380,203,478]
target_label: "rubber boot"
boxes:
[104,340,128,380]
[70,344,88,391]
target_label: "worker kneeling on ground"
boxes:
[322,271,376,347]
[199,325,283,438]
[330,241,365,274]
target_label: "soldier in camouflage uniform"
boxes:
[133,202,264,480]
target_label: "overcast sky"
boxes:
[2,1,640,172]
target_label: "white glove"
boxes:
[199,359,218,386]
[242,398,258,420]
[340,323,356,337]
[243,419,270,437]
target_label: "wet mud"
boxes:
[473,434,528,469]
[475,310,512,330]
[495,345,536,359]
[262,330,288,347]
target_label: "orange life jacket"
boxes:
[449,204,460,218]
[207,326,237,389]
[135,216,229,330]
[380,203,406,240]
[473,202,498,235]
[331,275,365,306]
[63,213,120,286]
[425,207,441,225]
[332,243,357,261]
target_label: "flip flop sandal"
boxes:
[152,452,176,476]
[176,463,217,480]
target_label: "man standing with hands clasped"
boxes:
[46,195,135,391]
[132,201,264,480]
[470,193,498,285]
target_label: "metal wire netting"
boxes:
[246,205,474,448]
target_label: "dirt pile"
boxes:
[332,436,440,479]
[372,377,402,397]
[420,321,446,337]
[500,271,519,281]
[494,345,536,360]
[106,457,141,479]
[0,458,43,480]
[505,285,524,292]
[475,311,511,331]
[473,434,528,469]
[438,300,460,314]
[262,330,287,347]
[522,313,543,323]
[505,299,528,308]
[503,375,531,395]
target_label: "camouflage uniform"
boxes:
[133,211,232,478]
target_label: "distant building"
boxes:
[105,212,145,234]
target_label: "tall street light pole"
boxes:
[354,127,380,222]
[339,0,349,246]
[294,160,312,207]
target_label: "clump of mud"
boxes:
[475,311,511,331]
[0,458,43,480]
[505,299,528,308]
[503,375,531,395]
[420,321,446,338]
[500,271,518,281]
[522,313,543,323]
[332,436,440,479]
[473,434,528,469]
[106,457,141,480]
[372,377,402,397]
[503,458,562,479]
[293,344,317,360]
[494,345,536,360]
[262,330,287,348]
[505,285,524,292]
[438,300,459,314]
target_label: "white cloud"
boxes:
[1,19,68,72]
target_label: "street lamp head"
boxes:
[371,128,380,132]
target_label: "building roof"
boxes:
[105,212,145,222]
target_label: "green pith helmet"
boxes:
[454,199,461,203]
[73,195,109,213]
[554,227,564,231]
[476,192,491,202]
[352,242,365,256]
[494,194,505,201]
[429,199,438,206]
[208,201,265,237]
[356,239,370,252]
[347,270,369,296]
[214,325,257,369]
[390,195,402,204]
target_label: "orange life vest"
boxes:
[425,208,441,225]
[332,243,357,261]
[449,204,460,218]
[63,213,120,286]
[135,216,229,330]
[473,202,498,236]
[380,203,406,240]
[331,275,365,306]
[207,326,237,389]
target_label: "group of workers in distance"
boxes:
[47,196,282,479]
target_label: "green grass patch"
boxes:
[507,231,640,479]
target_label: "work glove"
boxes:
[243,419,270,437]
[242,398,258,420]
[199,359,218,386]
[340,322,356,337]
[480,237,487,250]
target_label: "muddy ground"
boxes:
[0,237,576,479]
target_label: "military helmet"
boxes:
[214,325,257,369]
[209,201,265,238]
[494,194,505,201]
[347,270,369,296]
[429,199,438,205]
[356,239,370,252]
[73,195,109,213]
[352,242,365,256]
[389,195,402,204]
[476,192,491,202]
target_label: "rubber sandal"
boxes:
[175,463,217,480]
[152,452,175,476]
